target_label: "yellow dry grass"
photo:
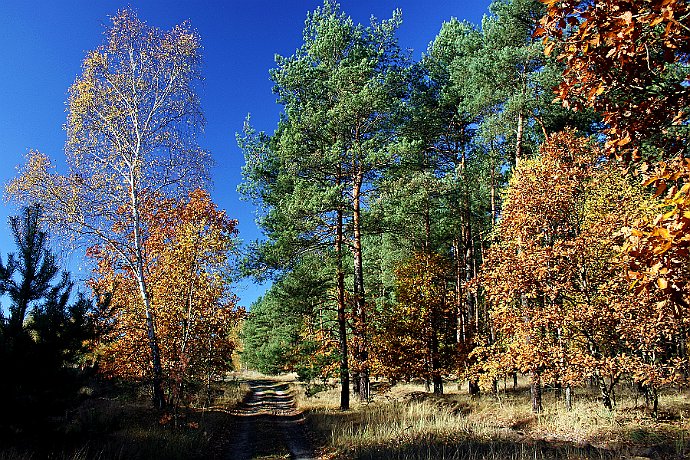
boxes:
[297,379,690,459]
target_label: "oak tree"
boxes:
[539,1,690,382]
[371,252,455,394]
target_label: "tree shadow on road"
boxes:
[208,379,314,460]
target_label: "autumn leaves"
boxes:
[477,0,690,412]
[240,0,690,415]
[479,132,662,411]
[4,0,690,418]
[7,10,238,410]
[90,190,240,409]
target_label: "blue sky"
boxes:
[0,0,492,308]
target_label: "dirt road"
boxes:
[213,379,315,460]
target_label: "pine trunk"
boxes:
[454,239,465,345]
[515,111,525,168]
[336,207,350,411]
[352,172,369,401]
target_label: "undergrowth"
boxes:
[299,379,690,459]
[0,377,250,460]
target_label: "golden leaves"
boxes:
[90,189,241,386]
[540,0,690,162]
[371,251,455,382]
[479,130,674,388]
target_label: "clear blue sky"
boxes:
[0,0,492,308]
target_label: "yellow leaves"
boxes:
[649,14,665,27]
[652,226,671,241]
[629,228,644,238]
[89,189,240,384]
[6,151,51,198]
[479,127,684,389]
[372,251,456,381]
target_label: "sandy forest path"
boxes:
[212,378,315,460]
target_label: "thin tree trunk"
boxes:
[469,379,480,396]
[424,199,431,253]
[336,207,350,411]
[454,239,465,344]
[352,172,369,401]
[515,111,525,168]
[433,375,444,395]
[534,114,549,140]
[598,374,617,410]
[430,285,443,395]
[205,329,213,406]
[531,372,542,413]
[464,207,477,339]
[131,186,165,410]
[490,146,498,227]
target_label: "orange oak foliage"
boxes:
[538,0,690,162]
[479,132,596,387]
[626,159,690,308]
[478,131,670,408]
[371,252,455,392]
[539,0,690,314]
[539,3,690,399]
[90,190,241,404]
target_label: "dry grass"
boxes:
[0,377,252,460]
[298,379,690,459]
[209,376,251,408]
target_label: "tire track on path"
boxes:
[222,379,315,460]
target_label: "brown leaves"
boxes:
[624,156,690,304]
[371,251,456,383]
[90,189,242,391]
[539,1,690,387]
[478,130,680,390]
[540,0,690,162]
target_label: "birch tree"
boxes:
[6,9,209,409]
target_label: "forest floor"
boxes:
[0,373,317,460]
[2,374,688,459]
[297,378,690,460]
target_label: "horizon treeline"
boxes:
[239,0,690,414]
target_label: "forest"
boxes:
[1,0,689,459]
[240,0,690,417]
